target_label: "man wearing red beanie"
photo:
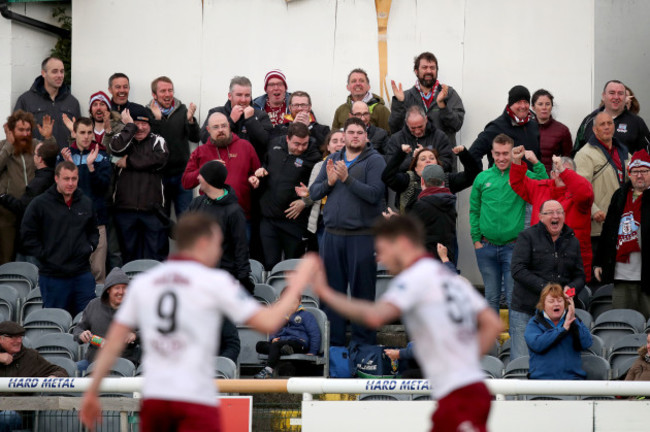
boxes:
[253,69,292,128]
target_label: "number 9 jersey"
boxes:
[381,257,489,400]
[114,258,261,406]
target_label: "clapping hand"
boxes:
[390,80,404,102]
[121,109,134,125]
[38,114,54,139]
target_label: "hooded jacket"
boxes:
[259,139,320,224]
[309,145,386,232]
[469,109,541,169]
[594,182,650,291]
[21,185,99,277]
[148,98,200,176]
[72,268,140,364]
[389,85,465,147]
[575,106,650,155]
[188,185,252,289]
[384,122,453,172]
[182,134,261,219]
[332,93,391,133]
[110,123,169,211]
[270,306,321,355]
[575,134,629,237]
[13,76,81,149]
[511,223,585,315]
[525,309,592,380]
[57,143,112,225]
[200,101,272,160]
[625,346,650,381]
[409,187,457,259]
[510,162,594,280]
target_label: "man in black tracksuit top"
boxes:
[188,160,254,293]
[249,123,320,270]
[21,161,99,316]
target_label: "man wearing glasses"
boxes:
[349,101,388,156]
[0,321,68,430]
[270,91,330,149]
[510,199,586,360]
[593,150,650,317]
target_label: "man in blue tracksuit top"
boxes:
[309,117,386,345]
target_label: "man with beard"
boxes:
[332,68,391,133]
[0,110,55,264]
[200,76,272,161]
[148,76,199,218]
[62,91,113,151]
[349,101,389,155]
[183,112,261,223]
[14,56,81,149]
[253,69,292,128]
[309,117,386,346]
[389,52,465,148]
[21,161,99,316]
[469,85,541,169]
[110,106,169,263]
[384,106,453,171]
[269,91,330,148]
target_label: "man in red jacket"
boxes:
[510,146,594,281]
[182,112,260,221]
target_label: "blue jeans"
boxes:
[474,240,514,313]
[0,410,22,431]
[163,173,193,218]
[509,309,533,361]
[39,272,96,316]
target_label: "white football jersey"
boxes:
[115,258,261,406]
[381,257,488,399]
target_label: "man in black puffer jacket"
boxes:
[509,199,585,361]
[249,123,320,270]
[384,106,453,171]
[409,164,457,263]
[188,161,254,293]
[21,161,99,316]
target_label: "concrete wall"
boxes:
[594,0,650,114]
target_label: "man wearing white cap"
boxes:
[253,69,292,128]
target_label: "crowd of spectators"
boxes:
[1,51,650,358]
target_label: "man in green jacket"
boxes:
[470,133,547,313]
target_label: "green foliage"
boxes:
[50,6,72,86]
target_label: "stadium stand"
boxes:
[0,285,18,322]
[503,355,529,379]
[481,355,504,379]
[86,357,136,377]
[608,333,648,375]
[581,354,611,380]
[249,259,265,284]
[575,308,593,330]
[42,355,78,377]
[122,259,161,279]
[214,356,238,379]
[498,339,511,365]
[0,261,38,299]
[22,308,72,340]
[592,309,645,349]
[20,287,43,324]
[253,283,277,306]
[32,332,78,361]
[588,285,614,319]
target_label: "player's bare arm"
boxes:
[476,307,504,355]
[312,258,400,329]
[246,253,320,333]
[79,321,133,430]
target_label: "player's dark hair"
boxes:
[372,215,425,247]
[174,212,222,250]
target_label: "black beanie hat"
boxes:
[508,85,531,106]
[129,104,150,123]
[200,161,228,189]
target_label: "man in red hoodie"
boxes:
[182,112,260,221]
[510,146,594,281]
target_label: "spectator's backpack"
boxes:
[329,346,354,378]
[350,342,398,379]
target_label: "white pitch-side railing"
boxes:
[1,377,650,400]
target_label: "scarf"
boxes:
[616,189,643,263]
[505,104,533,125]
[418,185,452,200]
[415,79,440,111]
[265,99,287,127]
[361,91,374,104]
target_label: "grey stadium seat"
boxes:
[237,326,268,368]
[19,287,42,324]
[481,355,504,379]
[592,309,646,349]
[214,356,238,379]
[575,308,593,330]
[86,357,136,377]
[612,356,639,380]
[265,259,301,290]
[0,261,38,299]
[122,259,160,278]
[68,311,84,335]
[33,332,79,361]
[584,334,605,357]
[503,355,529,379]
[42,355,78,377]
[22,308,72,340]
[608,333,647,376]
[249,259,265,284]
[0,285,19,321]
[581,353,610,380]
[257,307,330,377]
[588,284,613,319]
[253,284,277,305]
[498,339,511,365]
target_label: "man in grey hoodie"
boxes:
[73,267,139,372]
